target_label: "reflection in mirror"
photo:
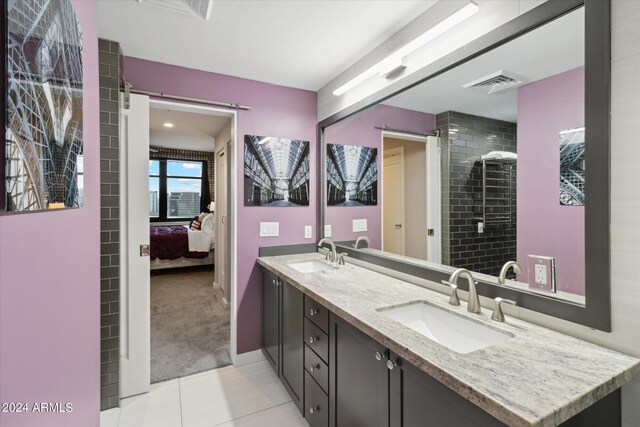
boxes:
[324,7,585,304]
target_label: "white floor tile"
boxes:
[214,402,307,427]
[118,380,182,427]
[180,360,292,427]
[100,407,120,427]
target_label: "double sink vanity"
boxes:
[256,1,637,425]
[258,248,639,427]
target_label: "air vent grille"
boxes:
[137,0,213,20]
[463,71,525,94]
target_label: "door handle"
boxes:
[394,224,402,229]
[427,229,435,236]
[140,244,150,257]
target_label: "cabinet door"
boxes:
[281,281,304,413]
[330,314,388,427]
[388,352,505,427]
[262,269,280,375]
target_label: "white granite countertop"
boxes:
[257,252,640,427]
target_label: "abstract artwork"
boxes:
[559,127,585,206]
[326,143,377,206]
[244,135,310,206]
[4,0,84,212]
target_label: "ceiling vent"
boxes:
[462,70,526,94]
[137,0,214,21]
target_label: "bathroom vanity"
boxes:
[258,252,639,427]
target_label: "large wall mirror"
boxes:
[319,0,610,331]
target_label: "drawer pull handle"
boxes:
[309,308,319,316]
[375,351,385,361]
[309,405,320,414]
[309,336,319,344]
[387,359,399,370]
[309,363,320,372]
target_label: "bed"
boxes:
[150,213,215,270]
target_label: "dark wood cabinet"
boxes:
[388,352,505,427]
[282,281,304,413]
[262,269,280,375]
[329,314,388,427]
[261,270,304,415]
[305,371,329,427]
[262,266,620,427]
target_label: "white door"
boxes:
[215,147,228,306]
[426,136,442,264]
[120,93,150,398]
[383,147,405,255]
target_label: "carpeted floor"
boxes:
[150,267,231,383]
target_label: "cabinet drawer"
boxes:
[305,295,329,334]
[305,344,328,394]
[305,371,328,427]
[304,318,328,363]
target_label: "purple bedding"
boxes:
[150,226,209,260]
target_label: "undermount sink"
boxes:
[287,260,337,274]
[378,301,514,354]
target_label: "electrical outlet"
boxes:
[534,264,547,284]
[478,222,484,233]
[304,225,312,239]
[527,255,556,292]
[324,225,332,237]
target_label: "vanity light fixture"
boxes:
[163,122,174,128]
[332,1,479,96]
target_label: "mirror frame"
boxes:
[317,0,611,331]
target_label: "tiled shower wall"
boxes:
[437,111,517,277]
[99,39,121,410]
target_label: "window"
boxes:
[149,159,204,221]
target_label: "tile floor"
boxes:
[101,360,307,427]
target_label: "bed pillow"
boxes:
[201,213,215,233]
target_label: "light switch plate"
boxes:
[324,225,332,237]
[304,225,312,239]
[260,222,279,237]
[353,219,368,232]
[527,255,556,292]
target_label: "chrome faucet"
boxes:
[498,261,522,285]
[318,238,337,263]
[491,297,516,322]
[444,268,481,313]
[353,236,370,249]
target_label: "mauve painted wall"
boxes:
[324,104,435,248]
[0,1,101,426]
[517,67,585,295]
[123,57,318,353]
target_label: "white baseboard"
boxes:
[213,281,221,289]
[233,349,265,366]
[100,407,120,427]
[222,297,230,309]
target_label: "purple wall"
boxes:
[0,1,101,426]
[517,67,585,295]
[123,57,318,353]
[324,104,435,248]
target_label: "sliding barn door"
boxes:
[120,93,150,398]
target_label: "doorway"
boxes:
[382,132,441,262]
[383,146,406,255]
[120,94,237,397]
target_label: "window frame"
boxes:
[149,158,205,222]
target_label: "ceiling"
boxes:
[149,107,229,137]
[97,0,437,91]
[383,7,584,122]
